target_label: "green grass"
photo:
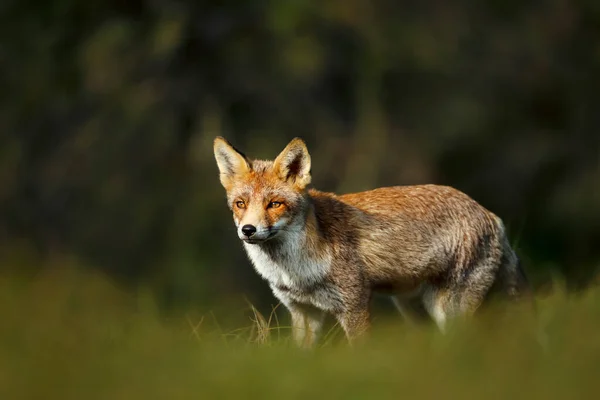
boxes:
[1,264,600,400]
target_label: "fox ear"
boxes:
[273,138,311,189]
[213,137,251,189]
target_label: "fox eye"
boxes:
[235,200,246,209]
[268,201,282,209]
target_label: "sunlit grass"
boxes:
[1,262,599,399]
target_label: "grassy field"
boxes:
[1,263,599,400]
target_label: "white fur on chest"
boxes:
[242,233,337,310]
[243,238,330,288]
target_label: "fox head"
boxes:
[213,137,312,244]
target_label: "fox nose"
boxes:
[241,224,257,237]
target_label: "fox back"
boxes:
[214,137,530,347]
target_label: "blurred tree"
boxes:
[0,0,598,310]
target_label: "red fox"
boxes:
[213,136,530,347]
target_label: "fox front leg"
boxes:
[288,304,325,349]
[336,299,371,345]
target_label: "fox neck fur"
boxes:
[242,193,338,309]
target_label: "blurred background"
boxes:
[1,0,598,317]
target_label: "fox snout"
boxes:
[238,226,273,243]
[235,211,289,243]
[237,222,273,243]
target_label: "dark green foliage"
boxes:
[0,1,598,311]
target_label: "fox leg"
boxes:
[337,308,370,344]
[422,287,451,332]
[335,293,372,344]
[288,304,325,349]
[423,258,499,333]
